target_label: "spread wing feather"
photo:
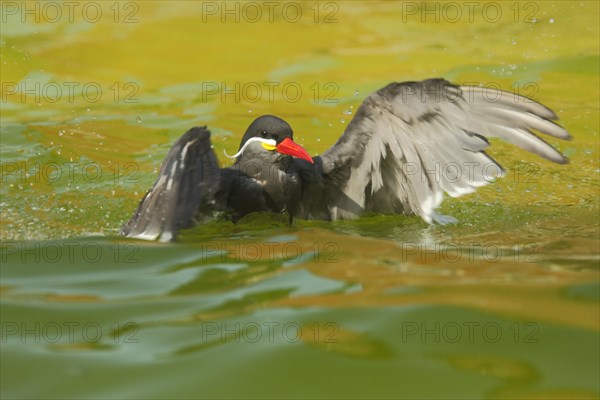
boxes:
[320,79,571,223]
[121,127,221,241]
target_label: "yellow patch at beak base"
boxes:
[261,142,277,151]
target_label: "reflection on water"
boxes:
[1,1,599,399]
[1,231,599,398]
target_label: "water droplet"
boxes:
[549,18,555,23]
[354,90,360,96]
[317,138,321,142]
[136,116,142,123]
[343,109,352,115]
[328,123,333,127]
[340,118,346,123]
[248,109,253,113]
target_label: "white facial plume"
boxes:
[223,137,277,159]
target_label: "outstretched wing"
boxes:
[320,78,571,223]
[121,127,221,241]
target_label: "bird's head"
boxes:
[226,115,314,164]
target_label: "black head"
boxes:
[239,115,293,150]
[230,115,313,165]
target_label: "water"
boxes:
[1,1,599,398]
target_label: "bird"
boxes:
[121,78,571,241]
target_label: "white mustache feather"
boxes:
[223,137,277,159]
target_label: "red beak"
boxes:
[276,137,314,164]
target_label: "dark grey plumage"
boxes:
[302,79,570,223]
[121,127,221,241]
[122,116,304,241]
[122,79,571,241]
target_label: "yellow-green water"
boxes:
[1,1,599,398]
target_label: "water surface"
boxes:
[1,1,599,398]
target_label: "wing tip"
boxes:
[543,119,572,141]
[562,131,573,141]
[185,126,211,140]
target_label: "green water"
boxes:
[1,1,599,399]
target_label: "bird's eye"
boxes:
[260,130,268,137]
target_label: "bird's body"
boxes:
[122,79,571,241]
[221,152,302,221]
